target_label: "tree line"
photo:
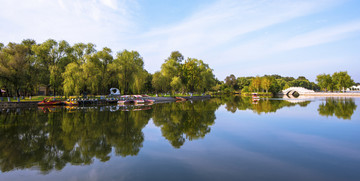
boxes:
[218,74,321,94]
[0,39,356,97]
[0,39,216,97]
[219,71,355,94]
[316,72,355,92]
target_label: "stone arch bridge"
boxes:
[282,87,315,95]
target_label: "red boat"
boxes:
[252,93,260,102]
[38,97,64,106]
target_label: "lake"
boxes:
[1,96,359,181]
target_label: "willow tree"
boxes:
[152,71,168,94]
[62,62,84,96]
[32,39,73,95]
[72,43,96,64]
[153,51,185,94]
[112,50,146,95]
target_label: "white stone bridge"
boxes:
[282,87,315,95]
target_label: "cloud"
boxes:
[128,0,350,75]
[0,0,138,48]
[1,0,359,80]
[275,21,360,51]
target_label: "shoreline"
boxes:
[0,95,211,108]
[280,92,360,97]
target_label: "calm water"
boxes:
[0,97,359,181]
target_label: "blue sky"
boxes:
[0,0,359,82]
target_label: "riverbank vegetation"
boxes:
[0,39,357,98]
[316,72,355,92]
[0,39,215,97]
[217,74,320,95]
[218,71,355,95]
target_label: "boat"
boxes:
[118,98,134,104]
[38,97,64,106]
[252,93,260,101]
[38,105,60,113]
[144,99,155,104]
[64,96,79,106]
[175,97,187,102]
[134,99,145,104]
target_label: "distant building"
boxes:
[347,85,360,91]
[38,85,49,96]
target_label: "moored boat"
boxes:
[38,97,64,106]
[64,96,79,106]
[134,99,145,104]
[252,93,260,101]
[175,97,187,102]
[144,99,155,104]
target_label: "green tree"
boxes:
[72,43,96,64]
[332,71,354,92]
[160,58,181,93]
[85,47,113,94]
[170,76,182,94]
[261,77,271,93]
[166,51,184,63]
[32,39,73,95]
[182,58,215,93]
[152,71,168,93]
[0,43,33,97]
[316,74,333,91]
[62,62,84,96]
[250,76,261,92]
[112,50,146,94]
[237,77,251,90]
[225,74,237,90]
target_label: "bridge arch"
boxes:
[282,87,315,95]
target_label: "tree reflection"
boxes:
[2,96,350,173]
[221,96,311,114]
[318,98,357,120]
[152,100,221,148]
[0,106,151,173]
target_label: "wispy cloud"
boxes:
[130,0,344,70]
[275,21,360,51]
[0,0,359,81]
[126,0,360,81]
[0,0,138,48]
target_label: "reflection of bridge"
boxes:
[282,87,315,95]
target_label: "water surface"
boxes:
[1,97,359,181]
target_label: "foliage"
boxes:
[332,71,354,92]
[250,76,261,92]
[112,50,146,94]
[154,52,215,94]
[225,74,237,90]
[318,98,357,119]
